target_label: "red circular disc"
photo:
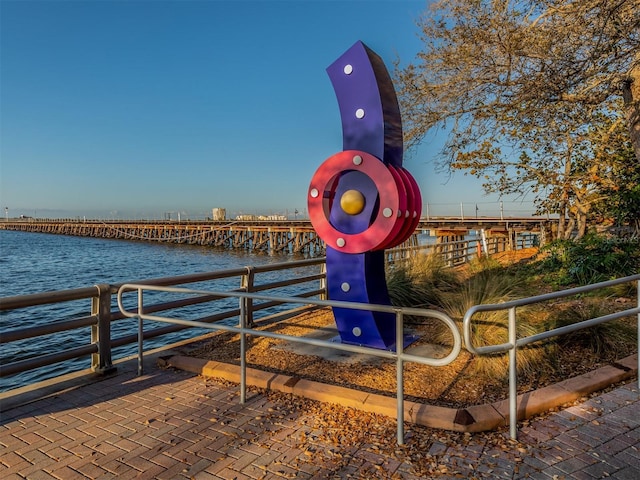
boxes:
[376,165,410,250]
[308,150,400,254]
[392,167,423,247]
[402,167,422,238]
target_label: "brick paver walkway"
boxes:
[1,360,638,479]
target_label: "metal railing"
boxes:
[0,286,109,377]
[4,247,635,443]
[0,236,520,386]
[386,236,508,265]
[0,258,324,384]
[463,274,640,440]
[116,283,462,445]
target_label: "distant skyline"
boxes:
[1,0,537,220]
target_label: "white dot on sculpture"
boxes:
[336,237,346,247]
[383,208,393,218]
[344,64,353,75]
[352,155,363,165]
[341,282,350,292]
[310,188,319,198]
[355,108,365,119]
[352,327,362,337]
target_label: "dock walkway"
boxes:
[1,354,638,479]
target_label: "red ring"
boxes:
[308,150,400,254]
[376,165,409,250]
[401,167,422,240]
[392,167,423,247]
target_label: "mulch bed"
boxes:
[176,246,636,408]
[177,305,635,409]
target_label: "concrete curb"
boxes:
[161,353,638,433]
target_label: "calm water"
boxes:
[0,230,317,392]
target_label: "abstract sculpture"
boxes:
[308,41,422,349]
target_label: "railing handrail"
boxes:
[110,257,326,291]
[463,274,640,324]
[117,283,462,367]
[116,282,463,445]
[0,259,326,313]
[0,258,327,383]
[0,286,99,311]
[462,273,640,440]
[0,242,504,380]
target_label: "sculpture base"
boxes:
[328,332,419,352]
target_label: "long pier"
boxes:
[0,217,553,254]
[1,219,324,254]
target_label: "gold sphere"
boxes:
[340,189,365,215]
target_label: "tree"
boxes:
[591,138,640,234]
[396,0,640,238]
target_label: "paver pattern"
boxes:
[1,362,638,479]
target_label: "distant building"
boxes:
[235,213,288,221]
[212,208,226,221]
[265,214,287,221]
[235,214,257,221]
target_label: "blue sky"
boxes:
[1,0,534,220]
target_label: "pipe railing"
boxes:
[0,258,325,383]
[0,286,106,377]
[1,235,517,385]
[463,274,640,440]
[116,283,462,445]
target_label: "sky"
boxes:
[1,0,536,220]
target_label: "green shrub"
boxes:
[538,232,640,286]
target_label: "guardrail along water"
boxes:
[0,231,539,393]
[0,258,325,392]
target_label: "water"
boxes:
[0,230,318,392]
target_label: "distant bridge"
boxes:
[0,217,554,256]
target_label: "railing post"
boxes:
[396,310,405,445]
[137,288,144,376]
[319,262,327,300]
[240,294,247,404]
[241,267,255,327]
[91,284,116,375]
[508,306,518,440]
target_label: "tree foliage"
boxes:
[591,139,640,233]
[396,0,640,238]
